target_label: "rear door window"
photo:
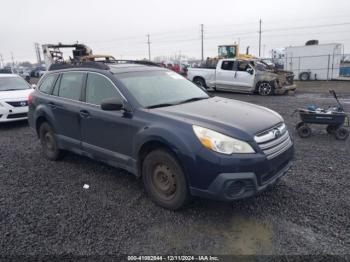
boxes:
[58,72,85,101]
[39,74,57,94]
[221,61,234,71]
[85,73,121,105]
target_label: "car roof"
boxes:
[0,74,18,78]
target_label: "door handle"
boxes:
[234,71,237,78]
[48,102,57,109]
[79,110,91,118]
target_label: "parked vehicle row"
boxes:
[0,74,33,122]
[187,58,296,95]
[27,61,294,210]
[0,67,31,82]
[30,66,46,78]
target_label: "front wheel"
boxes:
[142,149,190,210]
[39,122,64,160]
[297,124,312,138]
[258,82,274,96]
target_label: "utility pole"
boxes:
[201,24,204,61]
[263,44,266,57]
[11,52,15,67]
[34,43,42,64]
[0,54,3,68]
[258,19,262,57]
[147,34,151,61]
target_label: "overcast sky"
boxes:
[0,0,350,63]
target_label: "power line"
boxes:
[264,22,350,33]
[89,21,350,51]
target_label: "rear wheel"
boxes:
[335,127,349,140]
[299,72,310,81]
[142,149,190,210]
[39,122,63,160]
[258,82,274,96]
[326,125,339,134]
[297,124,312,138]
[193,77,207,89]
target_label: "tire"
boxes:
[39,122,63,160]
[326,125,339,134]
[142,149,190,210]
[296,122,305,130]
[258,82,274,96]
[193,77,207,89]
[299,72,310,81]
[297,125,312,138]
[335,127,349,140]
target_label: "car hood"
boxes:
[0,89,33,101]
[152,97,283,140]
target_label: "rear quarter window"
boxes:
[38,74,57,94]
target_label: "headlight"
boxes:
[192,125,255,154]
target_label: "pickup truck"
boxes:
[187,58,296,95]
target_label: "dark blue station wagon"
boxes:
[28,62,294,210]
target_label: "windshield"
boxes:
[0,77,31,91]
[255,61,267,71]
[118,70,209,108]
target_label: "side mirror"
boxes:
[32,84,37,89]
[101,98,123,111]
[247,67,254,75]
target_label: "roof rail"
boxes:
[48,61,110,71]
[111,60,162,67]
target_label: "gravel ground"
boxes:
[0,81,349,257]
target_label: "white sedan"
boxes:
[0,74,34,122]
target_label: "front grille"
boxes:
[254,123,292,160]
[286,75,294,85]
[7,113,27,119]
[6,101,28,107]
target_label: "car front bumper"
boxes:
[275,84,297,94]
[188,145,294,201]
[0,104,29,123]
[190,159,292,201]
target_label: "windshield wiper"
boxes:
[146,103,176,109]
[1,89,21,91]
[178,97,209,104]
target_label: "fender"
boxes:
[33,103,57,134]
[132,123,202,182]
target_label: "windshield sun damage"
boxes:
[0,77,31,91]
[118,70,209,108]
